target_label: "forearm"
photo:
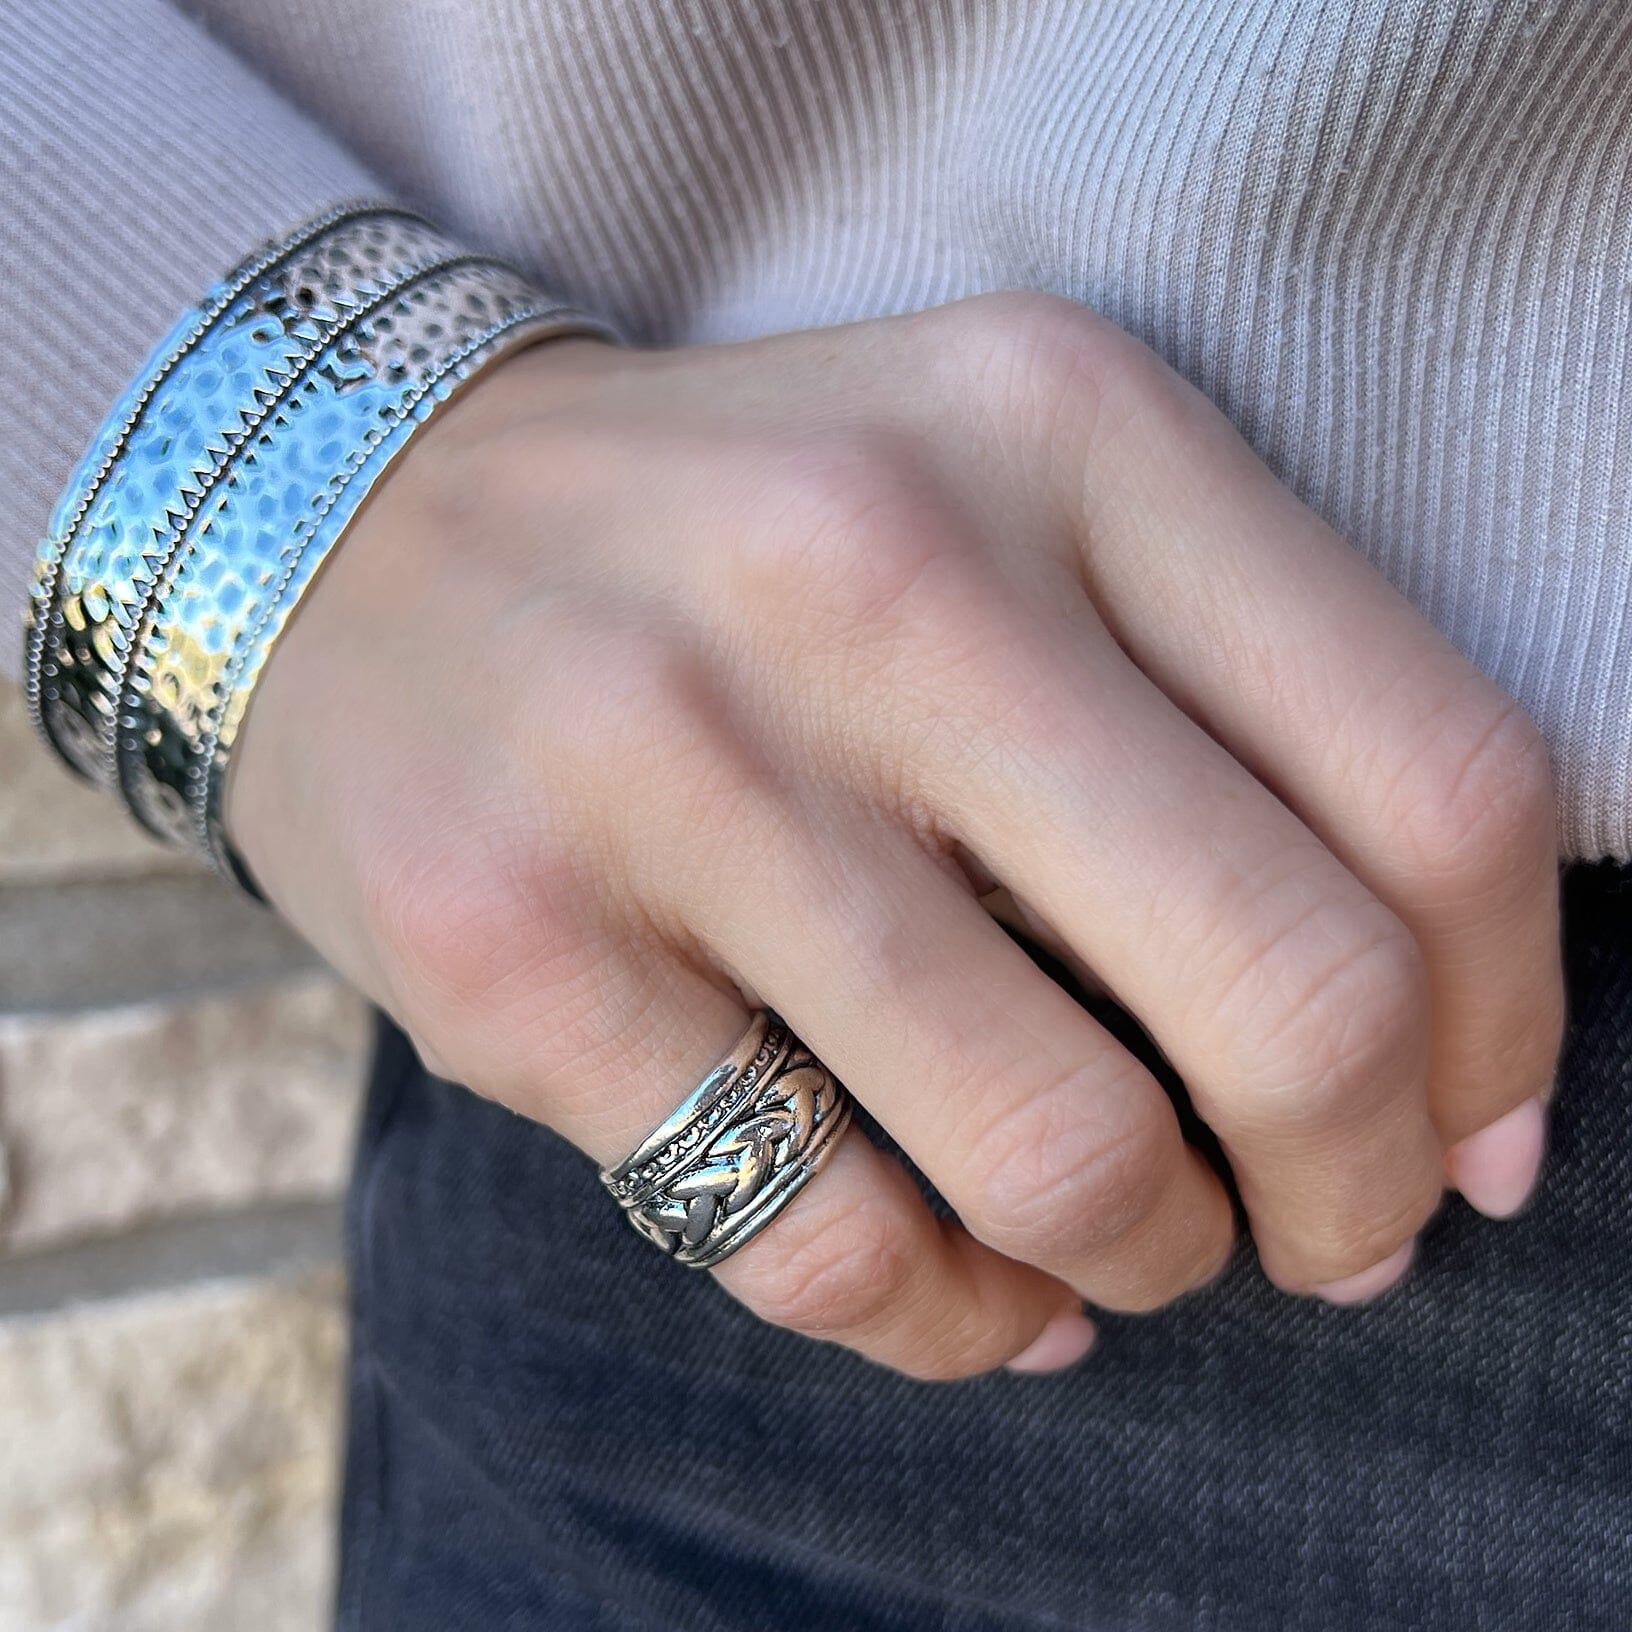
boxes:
[0,0,379,675]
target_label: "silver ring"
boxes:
[599,1008,854,1269]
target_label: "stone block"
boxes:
[0,873,320,1017]
[0,1268,344,1632]
[0,975,370,1256]
[0,683,187,885]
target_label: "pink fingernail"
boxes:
[1311,1238,1416,1305]
[1005,1308,1097,1374]
[1446,1096,1547,1219]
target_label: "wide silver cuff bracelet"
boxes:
[25,202,615,884]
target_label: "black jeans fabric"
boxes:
[335,863,1632,1631]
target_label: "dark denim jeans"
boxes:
[336,864,1631,1630]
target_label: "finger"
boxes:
[637,782,1236,1315]
[858,555,1443,1295]
[1025,314,1563,1210]
[399,901,1089,1382]
[978,881,1109,1001]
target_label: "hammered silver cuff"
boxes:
[25,202,616,884]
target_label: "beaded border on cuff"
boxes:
[25,204,616,885]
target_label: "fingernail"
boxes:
[1311,1238,1416,1306]
[1005,1308,1097,1374]
[1446,1096,1547,1219]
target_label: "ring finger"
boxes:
[441,912,1095,1382]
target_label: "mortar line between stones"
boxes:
[0,1197,343,1319]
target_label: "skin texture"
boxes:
[229,294,1564,1381]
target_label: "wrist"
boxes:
[222,332,626,897]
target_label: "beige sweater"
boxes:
[2,0,1629,859]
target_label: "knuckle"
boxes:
[967,1063,1173,1263]
[934,290,1173,447]
[1239,910,1430,1128]
[933,289,1105,355]
[900,1354,987,1384]
[737,1196,919,1341]
[361,816,599,1069]
[1499,973,1567,1083]
[1298,1198,1435,1287]
[899,1333,1030,1384]
[1392,693,1557,886]
[362,826,534,1006]
[896,1328,1008,1384]
[733,428,959,635]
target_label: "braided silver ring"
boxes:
[599,1009,854,1269]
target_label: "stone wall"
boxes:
[0,683,371,1632]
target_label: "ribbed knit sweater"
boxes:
[2,0,1629,858]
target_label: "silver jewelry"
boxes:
[25,203,617,882]
[24,199,397,764]
[600,1009,855,1269]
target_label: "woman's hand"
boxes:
[229,294,1562,1378]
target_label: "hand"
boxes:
[230,294,1562,1378]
